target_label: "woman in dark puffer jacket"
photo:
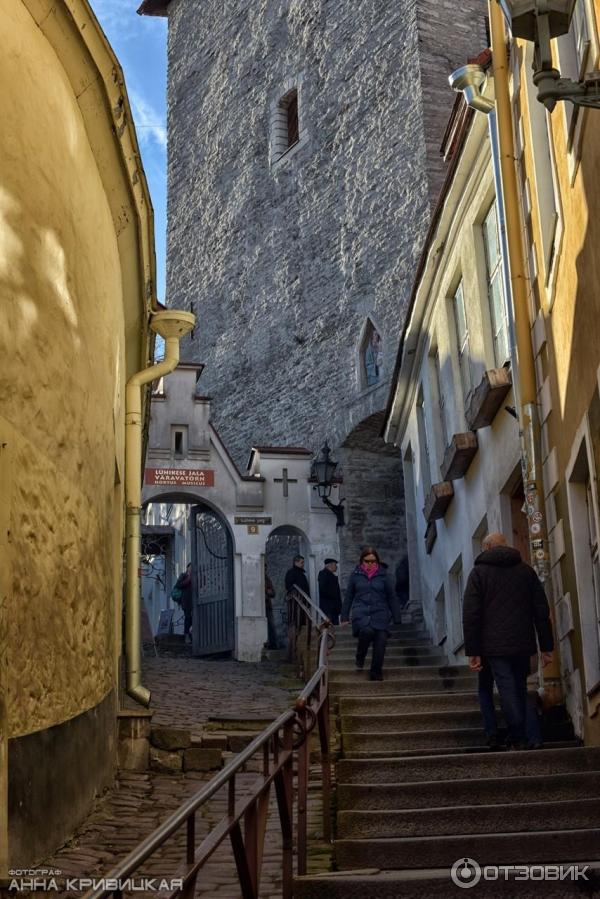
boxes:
[340,546,401,681]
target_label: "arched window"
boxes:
[360,320,383,388]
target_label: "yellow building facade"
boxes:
[510,0,600,742]
[0,0,156,865]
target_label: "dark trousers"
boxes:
[356,627,388,675]
[483,656,531,747]
[183,608,193,636]
[478,659,542,746]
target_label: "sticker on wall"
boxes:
[531,523,542,535]
[532,512,543,523]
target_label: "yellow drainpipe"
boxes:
[488,0,562,700]
[125,309,195,706]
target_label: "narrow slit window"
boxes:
[287,92,299,148]
[174,430,184,457]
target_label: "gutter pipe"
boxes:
[125,309,195,706]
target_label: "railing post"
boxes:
[275,720,294,899]
[296,703,309,876]
[317,691,332,843]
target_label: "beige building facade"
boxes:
[1,0,157,864]
[384,76,530,664]
[508,0,600,742]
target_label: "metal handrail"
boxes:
[83,589,333,899]
[287,583,330,628]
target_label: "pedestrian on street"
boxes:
[340,546,402,681]
[318,558,342,624]
[478,656,543,750]
[463,532,554,750]
[174,562,193,644]
[284,554,311,597]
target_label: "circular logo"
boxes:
[531,523,541,535]
[451,858,482,889]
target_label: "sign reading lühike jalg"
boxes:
[145,468,215,487]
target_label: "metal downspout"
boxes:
[125,310,195,706]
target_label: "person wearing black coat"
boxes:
[340,546,402,680]
[174,563,193,643]
[462,532,554,749]
[284,554,310,597]
[318,558,342,624]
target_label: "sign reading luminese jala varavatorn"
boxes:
[145,468,215,487]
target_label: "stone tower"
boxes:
[140,0,488,580]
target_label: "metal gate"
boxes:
[191,505,234,655]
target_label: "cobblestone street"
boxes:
[38,657,319,898]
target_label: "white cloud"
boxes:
[129,89,167,149]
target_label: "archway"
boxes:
[191,504,235,655]
[265,525,311,649]
[141,493,235,657]
[338,410,406,591]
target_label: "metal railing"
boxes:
[83,586,333,899]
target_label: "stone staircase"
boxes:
[295,614,600,897]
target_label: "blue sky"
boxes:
[90,0,168,301]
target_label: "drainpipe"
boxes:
[125,309,195,706]
[450,7,561,703]
[449,64,520,409]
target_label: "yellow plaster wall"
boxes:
[0,2,127,736]
[517,17,600,473]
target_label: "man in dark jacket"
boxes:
[463,533,554,749]
[318,558,342,624]
[284,554,310,597]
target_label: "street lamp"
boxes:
[311,442,346,527]
[498,0,600,110]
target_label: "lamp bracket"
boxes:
[322,496,346,528]
[533,67,600,110]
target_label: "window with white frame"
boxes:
[452,282,472,402]
[449,557,464,652]
[586,476,600,668]
[521,45,562,293]
[482,201,510,367]
[558,0,595,145]
[429,345,449,460]
[416,386,432,496]
[567,435,600,693]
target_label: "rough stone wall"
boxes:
[415,1,489,207]
[166,0,487,468]
[166,0,429,464]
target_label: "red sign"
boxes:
[145,468,215,487]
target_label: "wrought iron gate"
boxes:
[191,505,234,655]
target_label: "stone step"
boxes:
[337,797,600,839]
[333,632,431,645]
[340,709,499,733]
[329,650,448,675]
[342,718,573,757]
[338,691,487,715]
[330,675,477,696]
[330,665,469,681]
[337,770,600,811]
[294,866,600,899]
[329,643,440,664]
[343,741,580,760]
[334,827,600,870]
[337,746,600,785]
[342,726,490,753]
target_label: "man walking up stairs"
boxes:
[295,609,600,897]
